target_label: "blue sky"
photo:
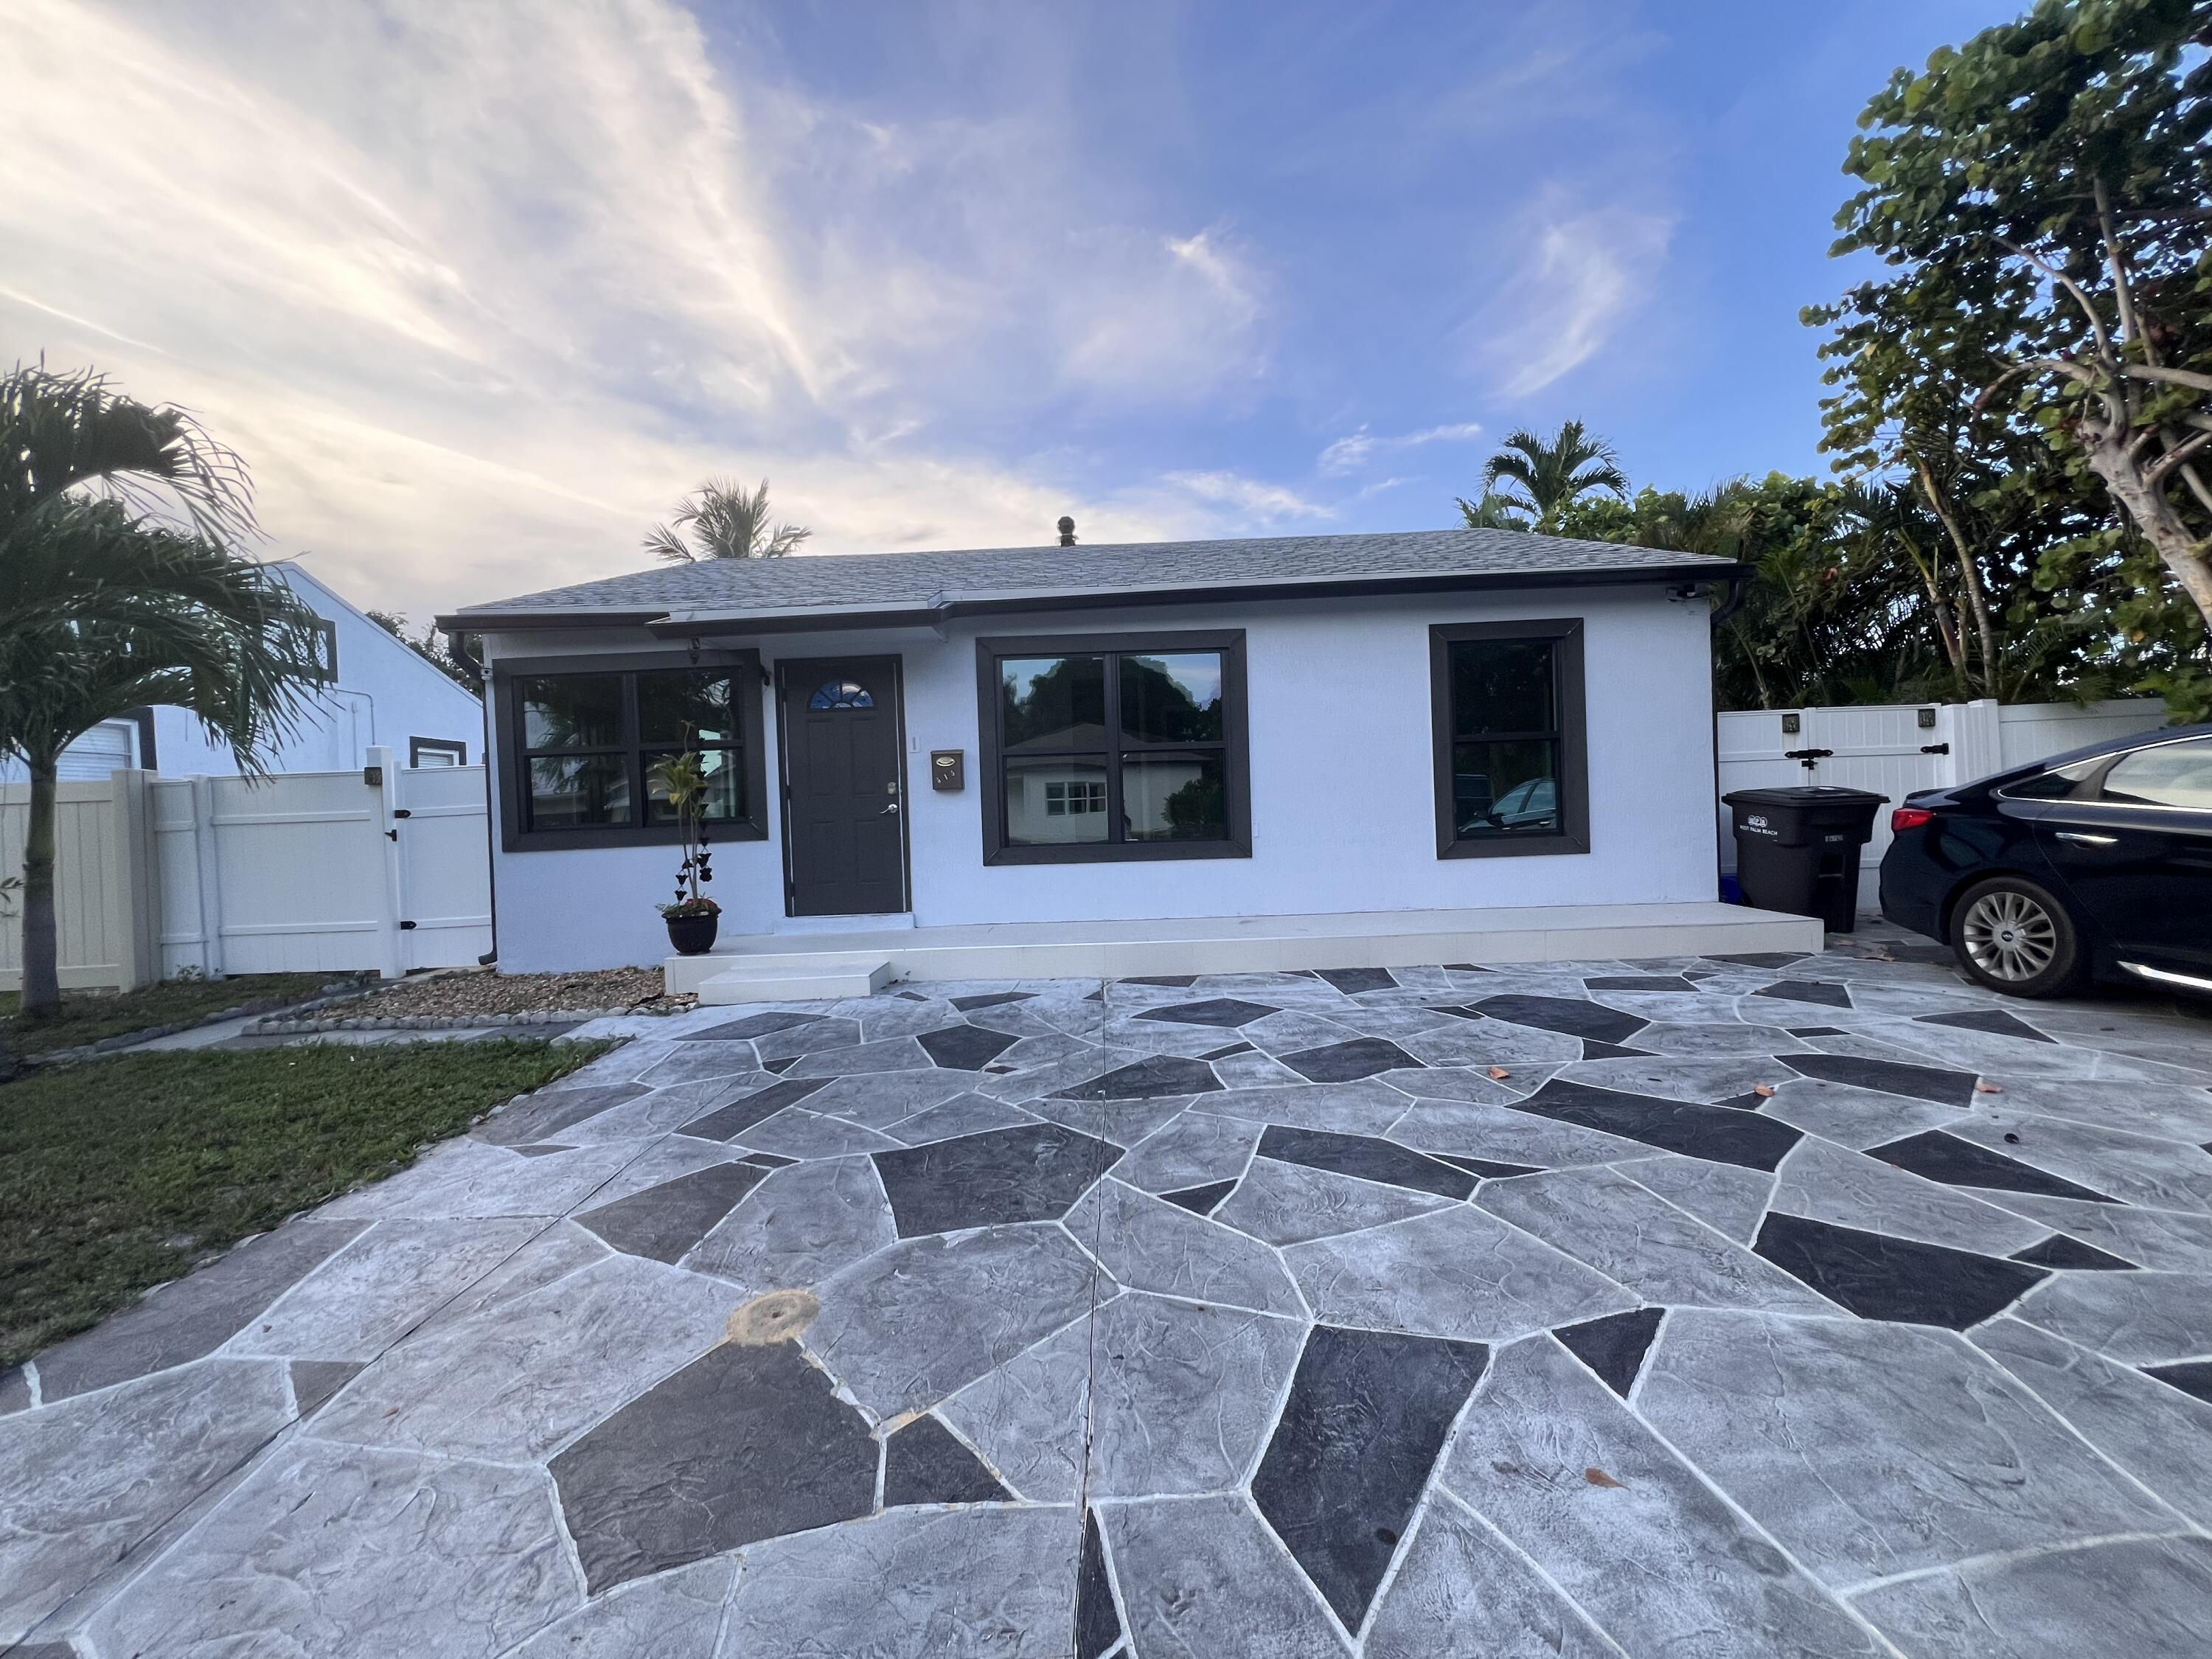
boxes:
[1,1,2012,619]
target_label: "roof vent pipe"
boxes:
[1057,515,1077,547]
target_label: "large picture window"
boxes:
[1430,619,1588,858]
[977,630,1250,864]
[495,651,767,850]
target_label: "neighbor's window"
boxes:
[505,658,764,846]
[978,632,1249,863]
[1430,619,1588,858]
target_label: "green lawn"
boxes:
[1,973,346,1062]
[0,1037,613,1368]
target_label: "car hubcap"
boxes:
[1962,890,2059,982]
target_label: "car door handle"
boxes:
[2053,830,2117,846]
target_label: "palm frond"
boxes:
[1473,421,1628,521]
[1,361,257,546]
[644,523,696,563]
[646,476,810,560]
[1456,492,1534,530]
[0,498,324,775]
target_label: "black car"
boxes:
[1880,723,2212,998]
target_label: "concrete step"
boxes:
[664,902,1823,997]
[692,958,893,1004]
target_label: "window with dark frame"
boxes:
[977,631,1250,864]
[498,653,767,849]
[408,736,467,768]
[1430,619,1588,858]
[310,617,339,683]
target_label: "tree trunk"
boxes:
[1955,552,2002,699]
[2084,435,2212,628]
[1913,460,2001,698]
[19,754,62,1018]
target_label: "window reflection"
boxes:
[518,667,748,834]
[528,753,630,827]
[1447,640,1563,840]
[1004,754,1110,844]
[1120,653,1223,744]
[1001,656,1107,751]
[522,677,625,750]
[1123,753,1226,841]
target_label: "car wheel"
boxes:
[1949,876,2087,998]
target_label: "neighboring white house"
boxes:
[443,526,1820,984]
[13,562,482,782]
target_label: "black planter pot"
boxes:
[664,911,720,956]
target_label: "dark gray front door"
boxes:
[780,657,907,916]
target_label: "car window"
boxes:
[2000,759,2099,800]
[2100,738,2212,809]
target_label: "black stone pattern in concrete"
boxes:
[550,1338,879,1592]
[1554,1307,1665,1398]
[10,944,2212,1659]
[1251,1324,1489,1629]
[881,1413,1011,1508]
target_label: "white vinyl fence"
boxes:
[0,773,160,992]
[1717,698,2171,911]
[2,747,491,992]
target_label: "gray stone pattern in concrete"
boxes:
[5,950,2212,1656]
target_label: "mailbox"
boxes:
[931,749,965,791]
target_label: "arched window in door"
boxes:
[808,680,874,710]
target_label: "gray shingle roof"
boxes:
[447,527,1733,627]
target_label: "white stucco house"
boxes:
[439,527,1820,998]
[15,562,482,782]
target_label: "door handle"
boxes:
[880,801,900,815]
[2053,830,2117,846]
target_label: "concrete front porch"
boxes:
[666,902,1825,1004]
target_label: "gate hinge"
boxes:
[399,919,417,931]
[392,808,412,818]
[1919,742,1950,755]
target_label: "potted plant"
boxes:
[652,749,720,955]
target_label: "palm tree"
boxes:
[1460,421,1629,526]
[1634,479,1759,560]
[1454,491,1533,532]
[1,364,326,1023]
[645,477,811,563]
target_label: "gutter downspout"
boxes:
[448,628,498,968]
[1705,575,1747,902]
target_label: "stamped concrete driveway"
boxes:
[7,945,2212,1658]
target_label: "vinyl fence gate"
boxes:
[1,746,492,992]
[1715,698,2170,914]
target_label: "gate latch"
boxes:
[1784,747,1834,771]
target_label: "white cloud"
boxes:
[1354,476,1414,500]
[1058,226,1270,402]
[1160,470,1329,524]
[1457,198,1673,397]
[1317,420,1483,475]
[0,0,1276,617]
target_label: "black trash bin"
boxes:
[1723,785,1888,933]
